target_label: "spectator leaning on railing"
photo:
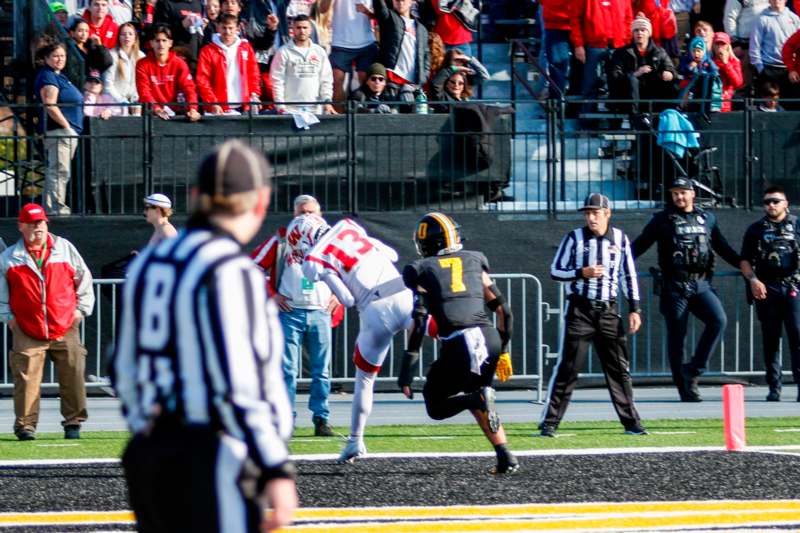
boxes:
[103,21,145,115]
[0,204,94,442]
[136,24,201,121]
[749,0,800,101]
[196,13,261,114]
[270,14,336,114]
[83,69,126,118]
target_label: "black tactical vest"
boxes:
[670,211,712,273]
[757,216,799,279]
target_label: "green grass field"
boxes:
[1,417,798,461]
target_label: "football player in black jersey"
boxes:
[398,212,518,475]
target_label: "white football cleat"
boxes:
[338,439,367,464]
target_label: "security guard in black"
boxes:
[632,177,740,402]
[740,186,800,402]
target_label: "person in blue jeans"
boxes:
[252,195,340,436]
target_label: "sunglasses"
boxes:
[447,80,465,86]
[763,198,785,205]
[144,204,157,210]
[369,76,385,82]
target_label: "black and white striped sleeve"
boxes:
[551,230,581,281]
[201,256,293,478]
[620,232,641,311]
[111,249,153,434]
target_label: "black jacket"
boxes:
[632,205,741,276]
[607,41,677,89]
[373,0,430,86]
[350,86,395,113]
[154,0,203,65]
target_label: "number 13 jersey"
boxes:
[303,219,406,312]
[403,250,493,338]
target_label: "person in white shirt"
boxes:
[317,0,377,108]
[103,22,145,115]
[270,15,336,114]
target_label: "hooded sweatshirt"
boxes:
[269,40,333,113]
[749,7,800,72]
[196,35,261,111]
[679,36,719,86]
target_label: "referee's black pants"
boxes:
[542,299,641,430]
[122,422,263,533]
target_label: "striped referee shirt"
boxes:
[551,226,641,309]
[112,225,293,473]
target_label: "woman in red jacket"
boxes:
[712,32,743,112]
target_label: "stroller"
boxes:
[639,109,737,207]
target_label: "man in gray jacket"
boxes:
[749,0,800,98]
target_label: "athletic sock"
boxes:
[349,367,376,441]
[494,443,509,461]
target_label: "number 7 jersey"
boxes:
[402,250,493,338]
[302,219,406,311]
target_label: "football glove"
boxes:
[495,352,513,382]
[397,350,420,394]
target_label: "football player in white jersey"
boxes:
[293,215,414,463]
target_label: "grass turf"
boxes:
[0,417,798,461]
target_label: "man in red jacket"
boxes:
[570,0,632,117]
[82,0,119,48]
[0,204,95,441]
[136,25,201,121]
[540,0,573,96]
[196,13,261,114]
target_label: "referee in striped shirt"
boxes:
[112,140,297,533]
[540,193,646,437]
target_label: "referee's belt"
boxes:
[569,294,616,311]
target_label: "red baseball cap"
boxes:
[18,203,49,224]
[713,32,731,45]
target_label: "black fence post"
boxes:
[743,97,753,210]
[346,99,357,215]
[142,104,152,198]
[545,97,555,216]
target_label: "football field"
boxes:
[1,387,799,531]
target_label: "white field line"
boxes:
[3,445,800,467]
[773,428,800,432]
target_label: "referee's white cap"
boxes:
[143,193,172,209]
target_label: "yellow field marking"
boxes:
[281,510,800,532]
[0,511,134,525]
[291,500,800,520]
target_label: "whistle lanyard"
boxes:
[27,241,47,271]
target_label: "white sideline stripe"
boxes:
[3,445,800,467]
[774,428,800,432]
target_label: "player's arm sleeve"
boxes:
[402,262,421,290]
[551,231,581,281]
[320,270,355,307]
[201,260,294,481]
[621,233,641,312]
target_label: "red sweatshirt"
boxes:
[782,29,800,74]
[432,0,472,46]
[570,0,632,50]
[196,37,261,111]
[540,0,572,31]
[82,10,119,49]
[714,55,743,112]
[135,51,199,112]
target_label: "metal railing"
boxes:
[554,271,795,381]
[5,270,792,401]
[0,274,548,401]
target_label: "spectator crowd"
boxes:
[538,0,800,117]
[36,0,489,120]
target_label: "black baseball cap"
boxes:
[578,193,610,211]
[669,177,694,190]
[196,140,272,199]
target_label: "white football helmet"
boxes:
[286,213,330,261]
